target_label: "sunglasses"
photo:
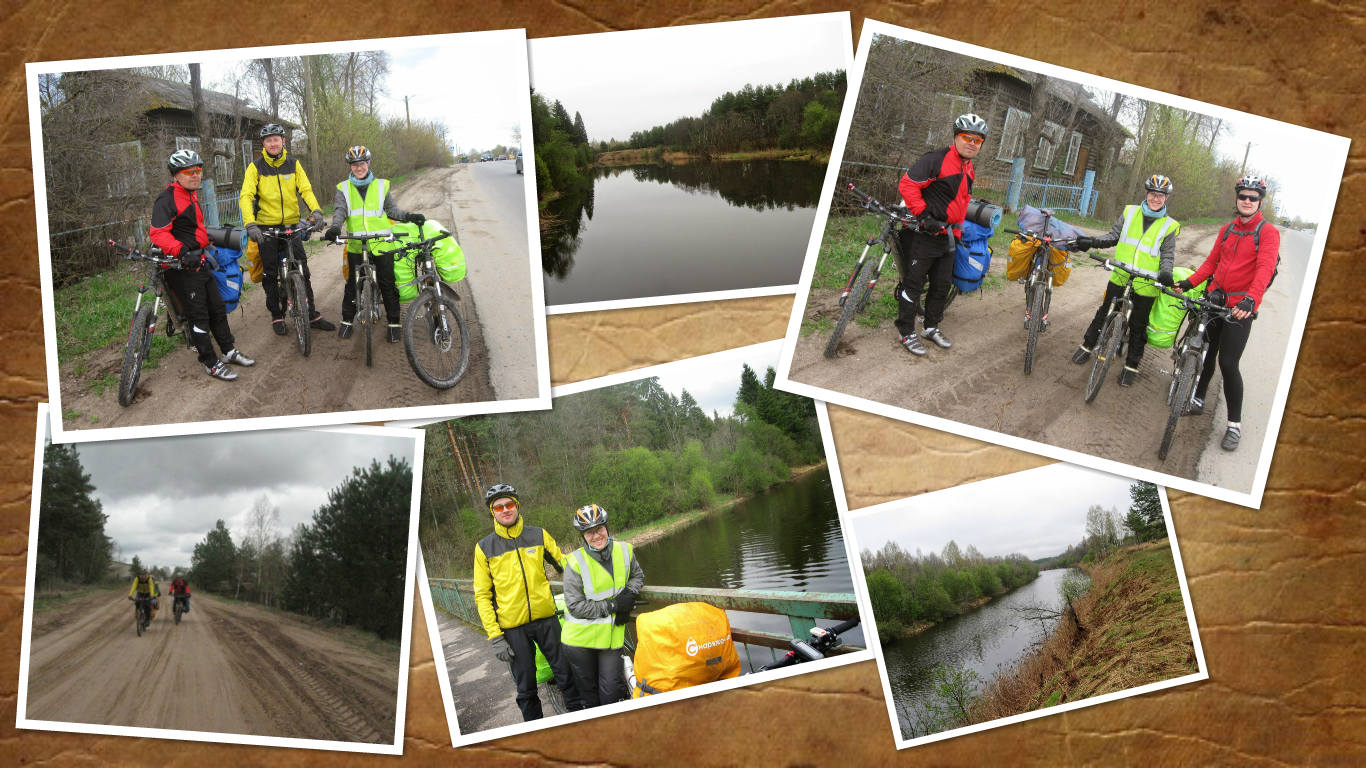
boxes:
[492,501,518,512]
[178,168,203,177]
[956,133,985,146]
[1237,193,1262,202]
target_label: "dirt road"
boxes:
[789,221,1308,494]
[59,163,539,433]
[24,590,399,743]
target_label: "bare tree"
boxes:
[244,494,281,602]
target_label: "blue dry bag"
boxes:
[210,246,246,313]
[952,220,995,293]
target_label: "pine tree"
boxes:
[573,111,588,146]
[1130,481,1165,538]
[191,520,237,591]
[38,443,111,583]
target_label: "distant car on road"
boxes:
[481,153,493,162]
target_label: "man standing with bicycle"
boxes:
[240,124,337,337]
[473,484,586,720]
[1174,176,1280,451]
[150,150,254,381]
[893,113,985,356]
[324,146,426,343]
[1069,174,1180,387]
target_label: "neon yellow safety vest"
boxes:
[1110,204,1180,297]
[561,541,633,650]
[338,178,393,254]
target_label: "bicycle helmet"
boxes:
[572,504,609,532]
[345,145,372,164]
[259,123,287,139]
[953,113,989,139]
[485,484,518,509]
[1235,175,1267,199]
[167,149,203,175]
[1144,174,1174,195]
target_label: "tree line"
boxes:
[36,443,115,589]
[420,363,824,579]
[531,89,594,204]
[1036,481,1167,570]
[861,540,1041,640]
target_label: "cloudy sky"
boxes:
[65,428,416,570]
[850,464,1142,562]
[652,346,785,419]
[529,15,848,144]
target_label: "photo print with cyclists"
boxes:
[773,20,1349,509]
[30,29,550,443]
[16,405,424,754]
[395,341,871,747]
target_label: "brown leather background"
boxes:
[3,4,1362,764]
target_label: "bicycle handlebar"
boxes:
[845,184,920,226]
[1159,285,1234,315]
[825,619,860,638]
[108,240,182,268]
[1090,254,1161,282]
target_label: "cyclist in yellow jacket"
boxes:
[473,484,585,720]
[127,570,159,619]
[239,123,337,336]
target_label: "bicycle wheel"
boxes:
[403,288,470,389]
[174,603,181,625]
[361,277,376,367]
[545,681,569,716]
[824,260,872,358]
[1024,282,1045,375]
[288,272,311,357]
[136,609,144,637]
[1085,313,1124,404]
[1159,350,1200,461]
[943,284,960,312]
[118,304,155,407]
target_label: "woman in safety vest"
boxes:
[1069,174,1181,387]
[561,504,644,708]
[324,146,426,343]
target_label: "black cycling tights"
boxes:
[1195,314,1254,423]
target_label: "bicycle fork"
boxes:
[838,239,876,307]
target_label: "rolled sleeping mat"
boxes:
[205,226,244,250]
[965,199,1003,230]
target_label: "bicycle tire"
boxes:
[1159,350,1200,461]
[1024,282,1045,375]
[1085,313,1124,404]
[403,288,470,389]
[825,260,872,358]
[944,284,959,312]
[118,304,155,407]
[545,681,569,716]
[136,609,144,637]
[288,272,311,357]
[174,605,181,625]
[362,277,376,367]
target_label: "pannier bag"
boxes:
[245,239,264,284]
[1147,267,1206,349]
[630,602,741,698]
[378,220,467,302]
[210,246,246,314]
[1005,238,1072,286]
[952,219,995,293]
[532,594,568,685]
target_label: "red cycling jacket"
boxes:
[149,182,210,257]
[1187,210,1280,310]
[169,579,191,595]
[899,146,975,233]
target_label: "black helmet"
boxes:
[953,113,989,139]
[345,145,372,164]
[259,123,287,139]
[485,484,518,509]
[1144,174,1174,195]
[1235,175,1267,199]
[572,504,609,532]
[167,149,203,175]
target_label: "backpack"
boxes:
[210,246,246,313]
[952,220,994,293]
[1217,220,1281,295]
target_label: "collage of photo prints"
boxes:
[17,12,1347,757]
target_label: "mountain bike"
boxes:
[1082,255,1163,404]
[1155,286,1237,461]
[132,595,153,636]
[825,185,956,358]
[394,229,470,389]
[261,223,319,358]
[332,232,396,367]
[1003,211,1070,375]
[107,241,193,407]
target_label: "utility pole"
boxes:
[1240,141,1254,176]
[403,94,414,129]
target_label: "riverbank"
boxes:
[882,582,1032,643]
[595,147,830,166]
[971,538,1197,722]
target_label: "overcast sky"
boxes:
[652,346,785,419]
[529,15,848,143]
[851,464,1140,562]
[66,429,416,571]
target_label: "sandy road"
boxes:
[789,221,1309,493]
[59,163,537,433]
[25,591,398,743]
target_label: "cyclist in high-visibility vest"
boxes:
[324,146,426,343]
[561,504,644,708]
[127,570,160,619]
[1069,174,1181,387]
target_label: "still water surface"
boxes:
[633,466,864,669]
[883,567,1084,738]
[542,160,827,306]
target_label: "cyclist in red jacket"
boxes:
[168,577,192,614]
[149,150,255,381]
[1175,176,1280,451]
[893,113,984,356]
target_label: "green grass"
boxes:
[54,266,148,359]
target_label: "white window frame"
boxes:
[105,140,146,198]
[1064,131,1084,175]
[927,93,975,146]
[213,138,233,185]
[1033,120,1066,170]
[997,106,1029,162]
[242,140,253,172]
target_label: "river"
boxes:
[883,567,1084,739]
[633,466,864,670]
[541,159,828,306]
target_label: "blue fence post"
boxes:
[1081,170,1095,216]
[1040,178,1050,209]
[201,181,221,228]
[1005,158,1025,212]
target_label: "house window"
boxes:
[996,106,1029,162]
[928,93,975,146]
[242,140,254,171]
[1063,132,1083,175]
[105,140,146,198]
[1033,121,1066,170]
[175,136,233,183]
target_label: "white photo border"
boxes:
[16,405,426,755]
[771,19,1351,510]
[28,29,552,445]
[408,339,874,746]
[838,463,1209,750]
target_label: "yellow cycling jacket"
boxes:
[238,148,322,227]
[128,575,157,597]
[472,516,566,639]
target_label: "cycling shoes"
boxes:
[1118,367,1137,387]
[310,315,337,332]
[1222,425,1241,451]
[1186,397,1204,416]
[1072,345,1092,364]
[206,361,238,381]
[388,324,402,343]
[922,327,952,349]
[899,334,927,356]
[271,319,287,336]
[223,349,255,366]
